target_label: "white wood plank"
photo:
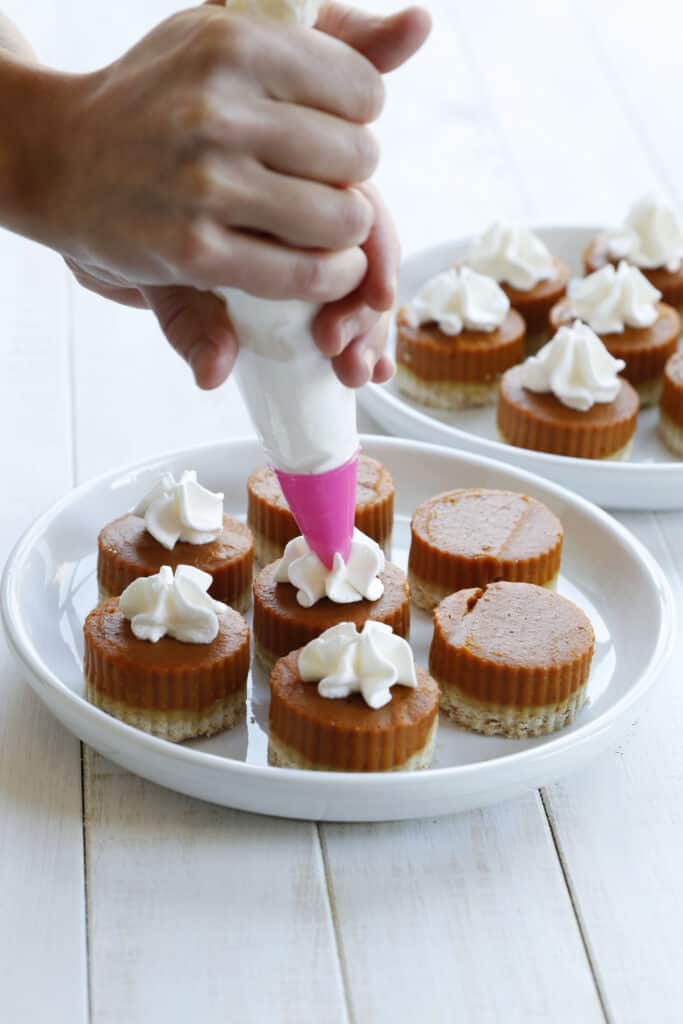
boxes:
[85,755,347,1024]
[321,793,604,1024]
[0,231,88,1022]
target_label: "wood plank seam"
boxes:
[318,825,355,1024]
[540,790,612,1023]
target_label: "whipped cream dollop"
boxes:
[606,196,683,272]
[119,565,227,644]
[521,320,625,412]
[299,621,417,709]
[225,0,320,26]
[467,221,556,290]
[406,267,509,335]
[568,260,661,334]
[133,471,224,551]
[275,529,384,608]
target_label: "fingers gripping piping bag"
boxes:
[217,0,359,569]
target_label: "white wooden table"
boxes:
[1,2,682,1021]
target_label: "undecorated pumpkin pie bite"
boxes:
[659,351,683,457]
[429,581,595,738]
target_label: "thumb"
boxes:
[316,4,432,73]
[142,285,239,390]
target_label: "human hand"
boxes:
[66,2,431,387]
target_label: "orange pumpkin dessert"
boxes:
[550,262,679,406]
[497,322,639,460]
[98,470,253,612]
[466,221,569,349]
[84,565,250,742]
[395,267,525,409]
[247,454,394,565]
[408,489,563,612]
[659,351,683,457]
[430,581,595,738]
[584,196,683,315]
[268,623,439,771]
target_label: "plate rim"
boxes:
[1,434,675,794]
[358,225,683,478]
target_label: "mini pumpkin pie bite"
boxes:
[408,488,563,613]
[269,622,439,772]
[84,565,250,742]
[247,454,395,566]
[550,261,680,406]
[253,530,410,672]
[395,266,525,410]
[659,351,683,457]
[98,470,253,612]
[584,196,683,315]
[429,581,595,738]
[498,321,640,460]
[466,221,570,350]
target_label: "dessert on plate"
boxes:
[497,321,640,459]
[97,470,253,612]
[466,221,570,349]
[268,621,439,771]
[659,351,683,457]
[583,196,683,314]
[84,565,250,742]
[252,529,410,671]
[395,266,525,409]
[408,488,563,612]
[550,261,680,405]
[429,581,595,738]
[247,454,395,565]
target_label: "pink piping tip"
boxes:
[275,453,359,569]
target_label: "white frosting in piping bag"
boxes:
[276,529,385,608]
[299,621,417,709]
[216,0,357,476]
[406,267,509,335]
[521,320,625,412]
[134,471,224,551]
[605,196,683,273]
[119,565,227,644]
[568,261,661,334]
[467,221,556,290]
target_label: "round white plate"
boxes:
[1,436,673,822]
[358,227,683,511]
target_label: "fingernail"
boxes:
[362,348,377,382]
[342,317,360,347]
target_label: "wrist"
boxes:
[0,52,83,252]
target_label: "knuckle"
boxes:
[334,193,373,247]
[173,218,212,275]
[292,257,329,302]
[357,72,385,122]
[353,127,380,179]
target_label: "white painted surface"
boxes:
[0,0,682,1021]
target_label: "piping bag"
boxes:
[216,0,359,569]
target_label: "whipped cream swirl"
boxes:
[406,267,509,335]
[521,321,625,412]
[467,221,556,290]
[275,529,384,608]
[119,565,227,645]
[299,621,417,709]
[134,471,224,551]
[225,0,320,26]
[568,261,661,334]
[606,196,683,272]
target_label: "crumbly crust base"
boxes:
[85,681,246,742]
[267,717,437,773]
[251,525,392,568]
[408,569,558,613]
[395,363,500,410]
[436,676,588,738]
[659,412,683,457]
